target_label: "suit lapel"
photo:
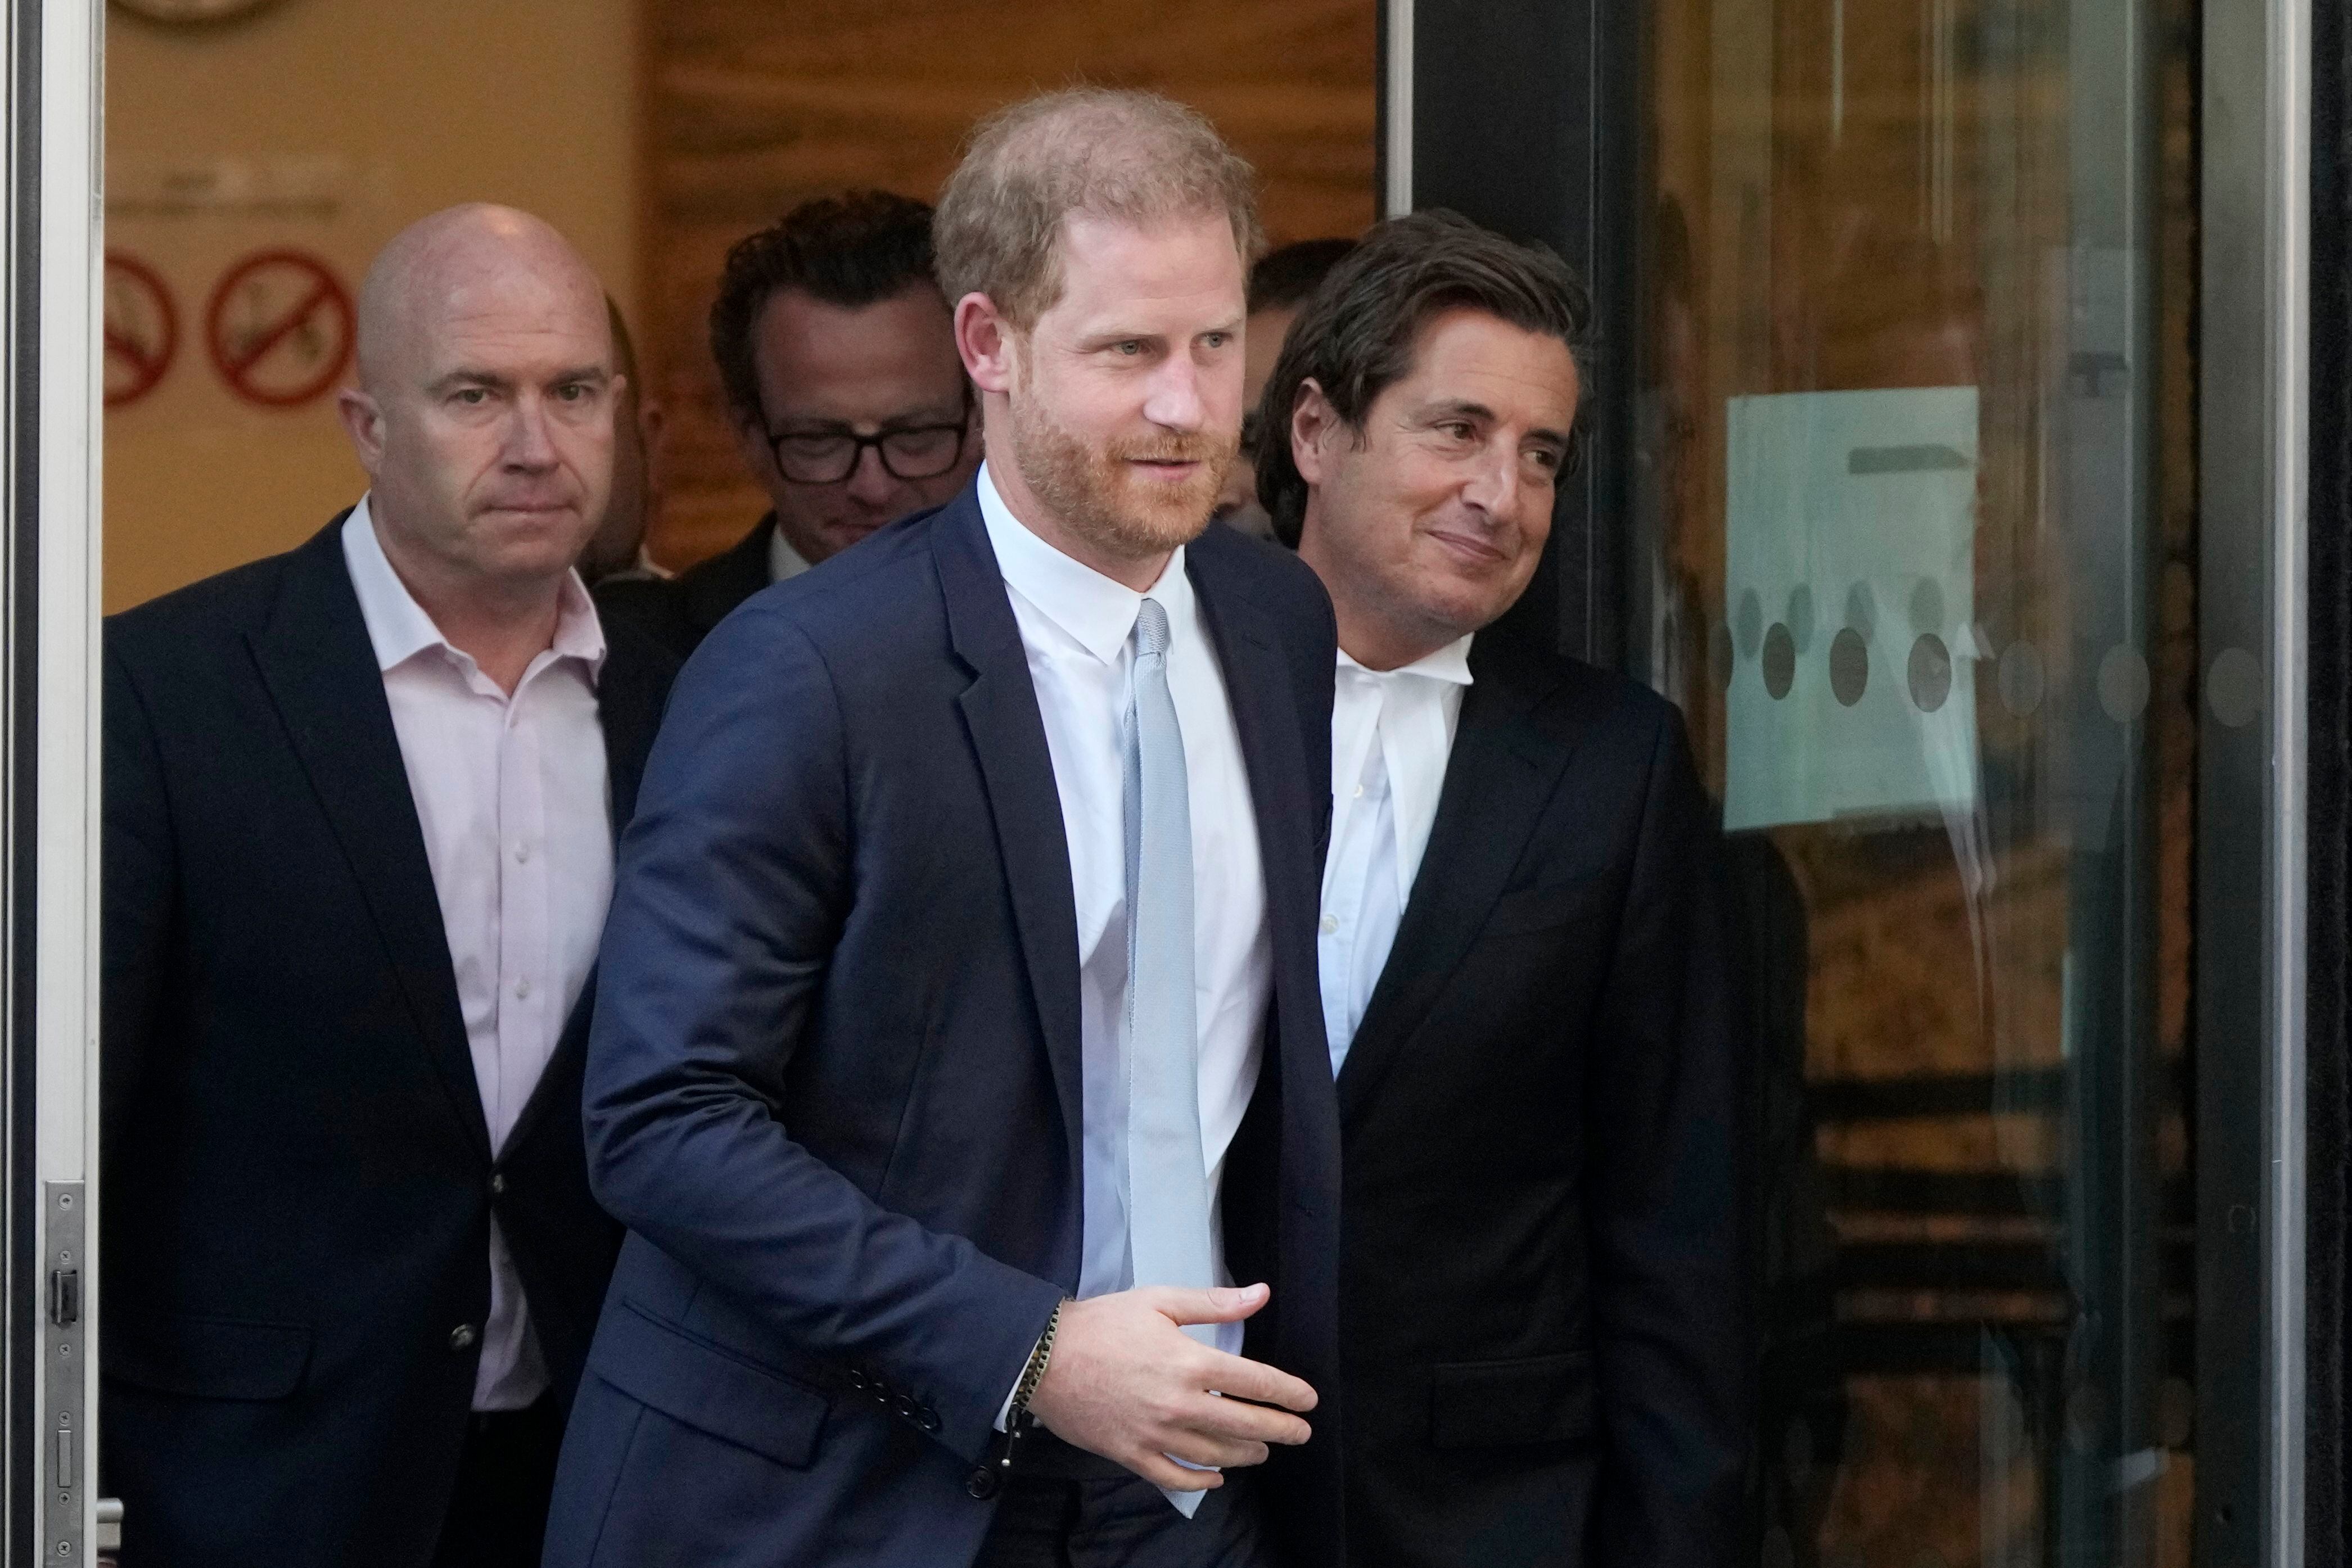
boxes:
[246,518,491,1158]
[1186,547,1318,1055]
[1335,636,1578,1124]
[683,514,777,636]
[505,626,675,1160]
[933,495,1088,1233]
[593,625,672,835]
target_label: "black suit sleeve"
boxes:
[1586,704,1752,1567]
[102,639,177,1168]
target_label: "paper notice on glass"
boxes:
[1722,386,1980,833]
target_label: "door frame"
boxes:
[1384,0,2324,1561]
[6,0,102,1561]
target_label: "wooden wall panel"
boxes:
[643,0,1379,565]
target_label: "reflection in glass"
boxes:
[1631,0,2197,1561]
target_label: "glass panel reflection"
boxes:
[1631,0,2197,1562]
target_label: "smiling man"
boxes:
[1260,211,1751,1568]
[102,205,678,1568]
[543,91,1342,1568]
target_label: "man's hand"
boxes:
[1023,1282,1317,1492]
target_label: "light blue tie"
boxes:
[1123,597,1216,1517]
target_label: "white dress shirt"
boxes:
[1317,636,1474,1076]
[341,499,614,1411]
[768,520,813,584]
[977,464,1269,1364]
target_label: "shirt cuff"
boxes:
[994,1375,1021,1434]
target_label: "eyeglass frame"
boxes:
[761,385,976,487]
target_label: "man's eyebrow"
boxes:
[427,368,511,395]
[770,402,967,433]
[426,365,610,394]
[1414,399,1573,448]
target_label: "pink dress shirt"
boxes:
[340,498,613,1411]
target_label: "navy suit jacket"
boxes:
[544,486,1344,1568]
[101,518,675,1568]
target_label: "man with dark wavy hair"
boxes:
[1258,209,1751,1568]
[598,190,979,657]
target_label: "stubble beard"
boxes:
[1006,368,1234,561]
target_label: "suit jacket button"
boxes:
[846,1367,869,1391]
[919,1405,942,1433]
[967,1465,1001,1501]
[489,1172,507,1196]
[893,1394,918,1422]
[449,1323,479,1352]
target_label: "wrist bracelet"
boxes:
[1010,1299,1067,1419]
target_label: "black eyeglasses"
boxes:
[766,411,972,486]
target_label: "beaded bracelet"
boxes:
[1010,1299,1067,1420]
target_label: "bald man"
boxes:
[101,205,678,1568]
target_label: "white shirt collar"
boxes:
[976,460,1194,664]
[767,518,812,584]
[1337,632,1475,688]
[341,494,606,679]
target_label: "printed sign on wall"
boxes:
[105,155,386,425]
[103,251,179,410]
[1721,385,1981,834]
[205,248,355,408]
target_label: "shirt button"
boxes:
[449,1323,479,1353]
[514,978,531,1001]
[1352,784,1365,798]
[1319,914,1339,935]
[513,842,531,865]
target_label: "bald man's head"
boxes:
[337,204,621,612]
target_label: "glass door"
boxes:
[1402,0,2311,1560]
[1634,0,2192,1561]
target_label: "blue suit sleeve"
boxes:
[581,609,1062,1465]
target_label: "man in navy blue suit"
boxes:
[543,89,1344,1568]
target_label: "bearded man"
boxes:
[542,89,1343,1568]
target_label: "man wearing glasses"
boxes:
[595,191,979,658]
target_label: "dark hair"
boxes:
[1254,210,1592,546]
[709,190,940,426]
[1249,237,1357,314]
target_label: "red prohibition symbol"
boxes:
[103,250,179,410]
[206,248,355,409]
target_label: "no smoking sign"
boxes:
[103,251,179,410]
[205,248,355,409]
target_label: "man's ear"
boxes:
[335,387,387,474]
[1290,378,1340,487]
[955,294,1019,394]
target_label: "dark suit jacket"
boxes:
[590,511,775,661]
[543,486,1345,1568]
[100,518,677,1568]
[1336,625,1751,1568]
